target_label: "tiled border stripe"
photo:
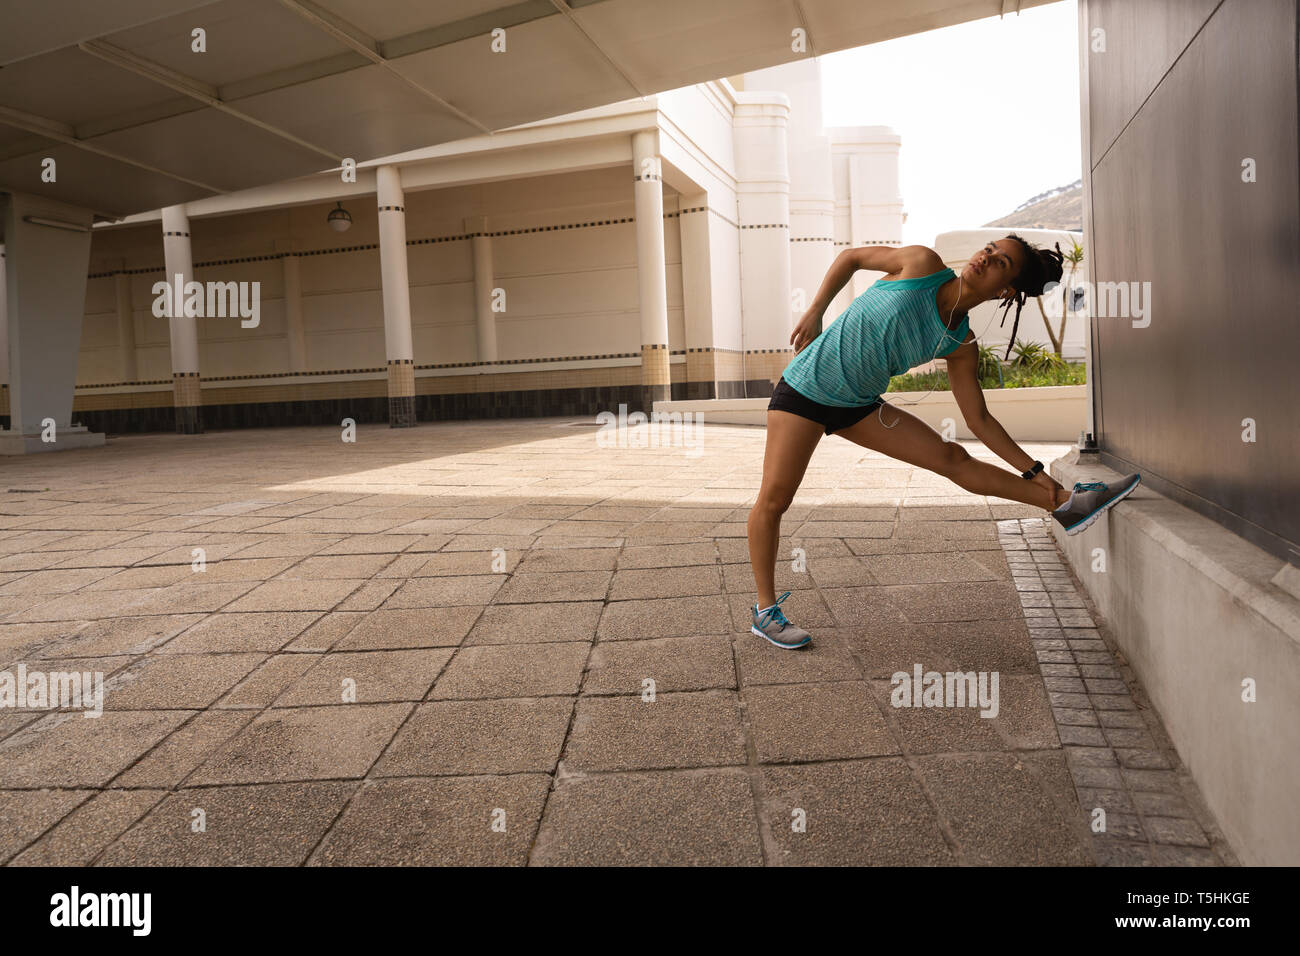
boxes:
[995,516,1233,866]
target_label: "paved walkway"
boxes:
[0,419,1236,865]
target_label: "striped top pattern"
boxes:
[782,267,970,407]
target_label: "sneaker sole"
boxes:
[751,625,811,649]
[1063,474,1141,536]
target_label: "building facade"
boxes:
[12,59,904,434]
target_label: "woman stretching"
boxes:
[747,235,1140,649]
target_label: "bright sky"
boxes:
[818,0,1081,247]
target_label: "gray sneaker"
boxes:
[1052,473,1141,535]
[752,591,812,649]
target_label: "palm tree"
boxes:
[1035,238,1084,357]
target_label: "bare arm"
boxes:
[791,245,945,352]
[946,339,1065,500]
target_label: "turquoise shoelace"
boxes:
[1073,481,1106,493]
[759,590,793,628]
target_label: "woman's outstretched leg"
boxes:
[831,403,1069,508]
[747,409,824,609]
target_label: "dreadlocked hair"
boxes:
[994,233,1066,360]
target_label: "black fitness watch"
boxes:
[1021,460,1044,480]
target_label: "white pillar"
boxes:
[282,254,307,373]
[678,193,716,399]
[162,204,202,433]
[0,192,103,454]
[377,164,415,427]
[114,271,138,382]
[733,94,792,391]
[743,60,837,338]
[466,216,498,364]
[632,129,671,408]
[836,128,903,300]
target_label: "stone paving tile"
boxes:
[430,642,589,700]
[7,588,172,623]
[413,550,523,576]
[224,578,365,612]
[11,789,166,865]
[881,581,1022,623]
[867,680,1005,754]
[563,691,747,772]
[857,551,1008,585]
[0,789,92,863]
[111,711,255,787]
[309,775,551,866]
[273,649,452,706]
[277,554,397,580]
[495,569,615,604]
[734,630,864,685]
[96,782,359,866]
[617,542,717,569]
[464,602,602,645]
[30,615,210,660]
[158,611,322,654]
[333,607,480,649]
[0,710,193,788]
[760,758,956,865]
[279,612,364,652]
[0,567,118,596]
[186,703,410,784]
[103,653,265,710]
[608,565,722,600]
[385,575,504,608]
[584,635,735,694]
[532,769,763,866]
[744,682,898,763]
[596,595,731,640]
[374,698,573,776]
[819,586,909,628]
[836,623,959,679]
[919,619,1038,673]
[915,752,1092,865]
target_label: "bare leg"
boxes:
[832,404,1069,509]
[747,410,824,609]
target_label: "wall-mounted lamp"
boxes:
[326,202,352,233]
[23,215,90,233]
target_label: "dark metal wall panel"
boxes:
[1085,0,1220,169]
[1086,0,1300,559]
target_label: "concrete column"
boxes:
[0,192,104,454]
[114,271,138,382]
[733,94,792,391]
[377,165,416,427]
[632,130,671,409]
[282,254,308,373]
[466,216,498,364]
[162,204,202,434]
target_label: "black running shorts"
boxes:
[767,376,884,435]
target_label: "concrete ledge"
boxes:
[1051,450,1300,865]
[0,427,106,455]
[657,384,1086,441]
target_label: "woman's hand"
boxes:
[1032,469,1066,510]
[790,309,823,354]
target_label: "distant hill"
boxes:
[984,179,1083,231]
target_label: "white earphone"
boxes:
[875,270,1005,429]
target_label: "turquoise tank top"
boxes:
[782,267,970,407]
